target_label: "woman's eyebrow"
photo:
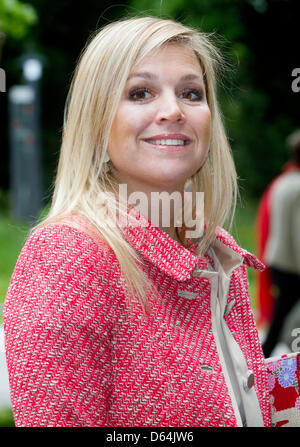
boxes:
[128,72,157,80]
[180,74,203,82]
[127,72,203,82]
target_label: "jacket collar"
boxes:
[120,208,265,282]
[215,227,265,271]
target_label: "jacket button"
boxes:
[243,370,255,392]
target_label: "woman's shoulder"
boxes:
[5,215,120,315]
[3,216,117,359]
[12,214,115,284]
[27,214,110,257]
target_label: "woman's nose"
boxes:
[155,92,185,124]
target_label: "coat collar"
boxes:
[120,208,265,282]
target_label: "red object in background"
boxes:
[255,162,300,329]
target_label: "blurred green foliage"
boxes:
[0,0,38,37]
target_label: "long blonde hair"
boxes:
[34,16,238,312]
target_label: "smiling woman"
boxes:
[3,16,272,427]
[109,44,211,203]
[108,43,211,242]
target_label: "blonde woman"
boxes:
[4,16,272,427]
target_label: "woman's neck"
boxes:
[114,180,186,246]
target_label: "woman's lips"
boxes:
[142,134,192,151]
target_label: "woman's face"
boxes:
[108,43,212,194]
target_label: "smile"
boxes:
[145,139,189,146]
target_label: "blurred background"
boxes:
[0,0,299,426]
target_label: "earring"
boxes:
[103,153,110,173]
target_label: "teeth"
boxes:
[147,139,186,146]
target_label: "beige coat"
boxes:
[265,171,300,275]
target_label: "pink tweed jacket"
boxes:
[3,213,272,427]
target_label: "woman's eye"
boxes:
[129,88,153,101]
[179,88,203,101]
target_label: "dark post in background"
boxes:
[8,55,43,224]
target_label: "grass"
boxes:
[0,407,15,427]
[231,197,259,310]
